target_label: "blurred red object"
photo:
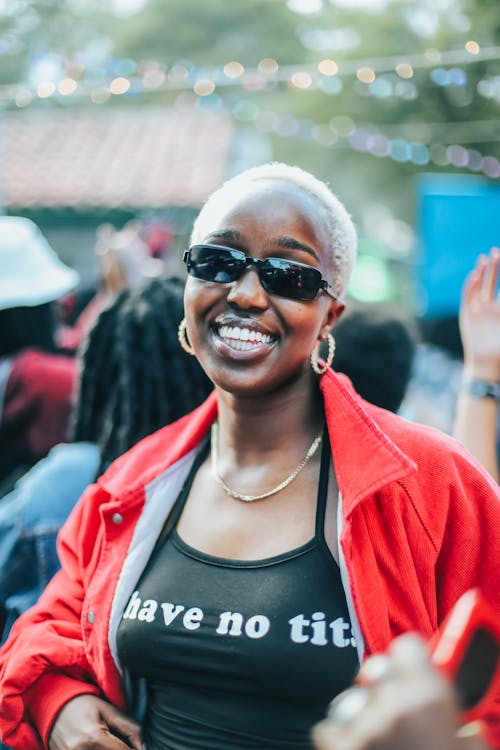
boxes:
[142,221,173,258]
[431,588,500,724]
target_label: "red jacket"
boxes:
[1,370,499,748]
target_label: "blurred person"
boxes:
[0,163,499,750]
[399,318,463,435]
[0,277,213,642]
[141,218,174,259]
[313,634,486,750]
[58,221,164,353]
[333,303,417,413]
[0,216,79,496]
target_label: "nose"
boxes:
[226,264,269,310]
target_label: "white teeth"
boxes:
[217,325,273,346]
[232,340,254,351]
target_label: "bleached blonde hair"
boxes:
[190,162,357,298]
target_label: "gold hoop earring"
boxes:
[311,333,335,375]
[178,318,196,356]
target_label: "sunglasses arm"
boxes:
[323,286,344,304]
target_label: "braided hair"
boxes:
[70,276,212,473]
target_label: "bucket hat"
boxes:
[0,216,79,310]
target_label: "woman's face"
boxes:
[184,179,344,398]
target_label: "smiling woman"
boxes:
[0,163,499,750]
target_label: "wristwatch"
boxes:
[462,379,500,400]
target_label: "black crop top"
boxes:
[117,434,358,749]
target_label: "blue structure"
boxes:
[416,174,500,317]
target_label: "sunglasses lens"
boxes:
[187,246,244,283]
[261,259,321,301]
[185,246,325,301]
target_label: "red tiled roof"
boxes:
[4,106,234,210]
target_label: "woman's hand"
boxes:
[459,248,500,380]
[48,694,143,750]
[454,248,500,482]
[312,634,487,750]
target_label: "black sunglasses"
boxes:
[183,244,340,302]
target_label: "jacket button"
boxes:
[112,513,124,524]
[87,611,95,624]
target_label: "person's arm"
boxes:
[313,635,489,750]
[453,249,500,483]
[0,443,101,642]
[0,482,141,750]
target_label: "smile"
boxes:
[215,325,277,351]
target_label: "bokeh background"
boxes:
[1,0,499,327]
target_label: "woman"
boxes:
[0,163,499,750]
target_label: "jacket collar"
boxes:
[320,369,416,515]
[101,371,416,509]
[100,390,218,498]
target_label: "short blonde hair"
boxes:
[190,162,357,298]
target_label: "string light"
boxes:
[465,40,480,55]
[290,71,313,88]
[7,58,498,112]
[37,81,56,98]
[3,46,498,179]
[258,58,279,74]
[318,59,338,75]
[395,63,414,79]
[109,77,130,95]
[193,78,215,96]
[224,61,245,79]
[3,43,500,108]
[229,96,499,178]
[356,67,376,83]
[58,78,78,95]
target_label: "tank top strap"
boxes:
[172,439,209,524]
[152,439,209,555]
[314,424,332,546]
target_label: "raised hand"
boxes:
[454,248,500,482]
[459,248,500,380]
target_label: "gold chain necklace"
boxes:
[211,421,323,503]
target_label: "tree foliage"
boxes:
[1,0,498,259]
